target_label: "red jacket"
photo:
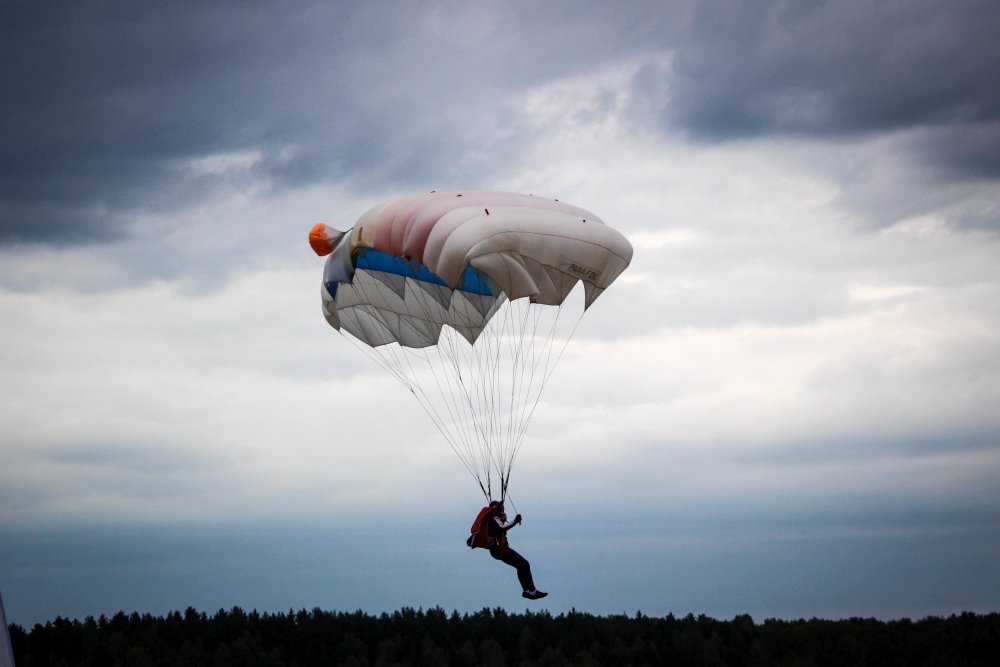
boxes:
[466,505,496,549]
[468,504,506,549]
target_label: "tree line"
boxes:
[8,606,1000,666]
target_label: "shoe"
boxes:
[522,590,548,600]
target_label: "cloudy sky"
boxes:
[3,0,1000,626]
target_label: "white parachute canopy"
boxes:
[310,191,632,500]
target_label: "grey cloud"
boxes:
[40,441,221,477]
[640,0,1000,179]
[1,1,645,247]
[2,2,357,243]
[913,122,1000,183]
[0,440,233,517]
[6,0,998,249]
[663,1,1000,135]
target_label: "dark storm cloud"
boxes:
[0,0,643,246]
[1,1,368,243]
[657,0,1000,175]
[5,1,998,247]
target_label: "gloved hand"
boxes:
[514,513,522,525]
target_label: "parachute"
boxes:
[310,191,632,501]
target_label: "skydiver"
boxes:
[484,500,547,600]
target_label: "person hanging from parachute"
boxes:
[468,500,547,599]
[310,191,631,598]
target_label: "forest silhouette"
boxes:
[8,606,1000,665]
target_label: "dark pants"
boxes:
[490,546,535,591]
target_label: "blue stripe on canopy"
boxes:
[355,248,496,296]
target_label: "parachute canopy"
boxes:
[311,191,632,499]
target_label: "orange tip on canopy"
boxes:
[309,223,336,256]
